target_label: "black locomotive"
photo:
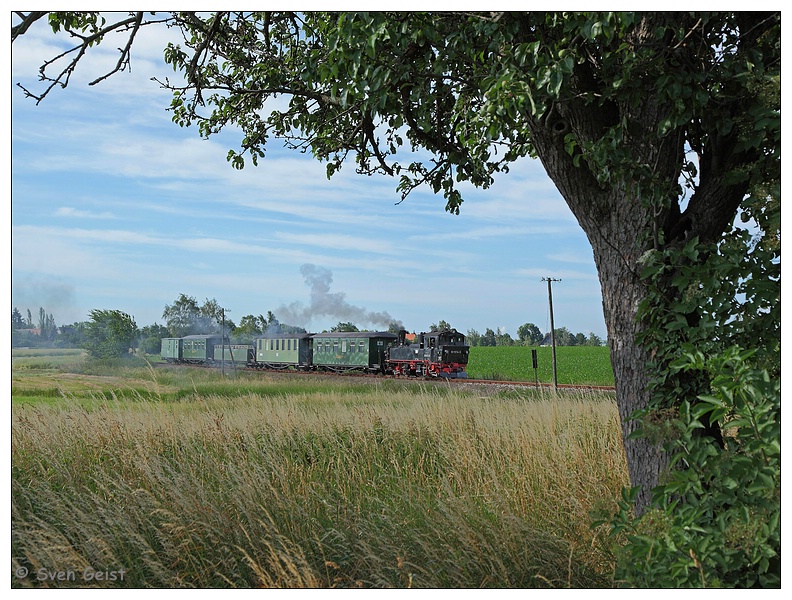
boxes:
[386,329,469,378]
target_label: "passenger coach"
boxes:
[312,331,397,373]
[254,333,313,370]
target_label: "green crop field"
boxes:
[11,348,626,588]
[467,346,614,386]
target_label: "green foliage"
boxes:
[429,320,453,332]
[162,294,230,337]
[609,348,780,587]
[233,314,265,342]
[517,323,543,345]
[618,175,780,585]
[138,323,169,355]
[12,307,26,329]
[47,12,105,37]
[83,309,138,360]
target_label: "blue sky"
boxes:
[9,14,608,340]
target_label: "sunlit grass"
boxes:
[12,349,627,588]
[12,386,626,588]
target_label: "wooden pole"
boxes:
[542,277,561,390]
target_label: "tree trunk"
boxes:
[591,232,666,514]
[528,115,673,515]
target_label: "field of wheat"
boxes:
[12,352,628,588]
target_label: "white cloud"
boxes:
[55,207,118,219]
[9,15,608,338]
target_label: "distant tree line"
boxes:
[13,305,142,358]
[12,297,604,359]
[465,323,604,347]
[12,306,58,346]
[11,294,381,358]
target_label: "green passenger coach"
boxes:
[312,331,397,373]
[255,333,313,369]
[160,337,182,363]
[181,334,224,364]
[213,344,255,366]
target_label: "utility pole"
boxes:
[542,277,561,390]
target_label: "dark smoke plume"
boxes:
[277,264,402,330]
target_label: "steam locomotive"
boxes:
[160,329,470,378]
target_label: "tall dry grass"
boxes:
[12,385,627,588]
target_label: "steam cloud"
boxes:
[277,264,402,330]
[12,279,79,324]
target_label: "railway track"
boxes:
[461,379,615,391]
[154,361,616,392]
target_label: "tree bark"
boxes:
[525,89,676,515]
[592,234,666,513]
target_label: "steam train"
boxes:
[160,329,470,378]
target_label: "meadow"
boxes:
[12,349,628,588]
[467,346,614,386]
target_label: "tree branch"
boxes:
[14,12,172,103]
[88,12,144,87]
[11,11,48,41]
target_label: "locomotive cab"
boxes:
[424,329,470,367]
[387,328,469,378]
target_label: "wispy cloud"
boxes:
[55,207,118,220]
[11,17,608,338]
[546,250,595,264]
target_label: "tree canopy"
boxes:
[84,309,138,359]
[162,294,232,337]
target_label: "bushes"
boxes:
[609,348,781,587]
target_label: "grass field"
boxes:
[467,346,614,386]
[11,349,627,588]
